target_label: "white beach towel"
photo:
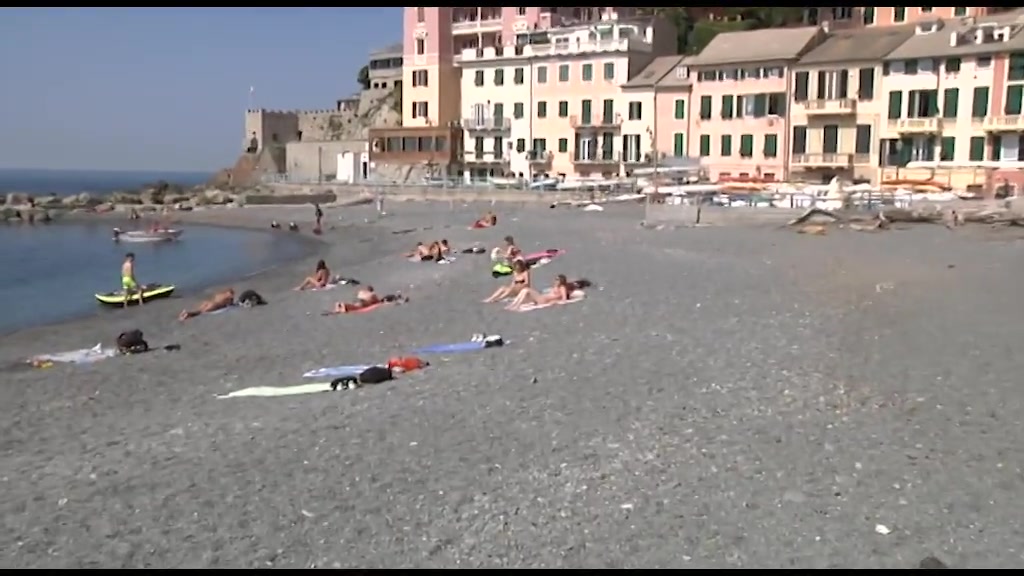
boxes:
[217,383,333,399]
[33,343,117,364]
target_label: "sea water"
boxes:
[0,169,309,334]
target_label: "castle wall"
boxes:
[285,140,367,181]
[244,109,299,151]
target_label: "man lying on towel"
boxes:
[179,288,235,321]
[330,285,407,314]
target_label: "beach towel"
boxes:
[523,248,565,261]
[217,382,334,399]
[31,343,117,365]
[302,364,377,379]
[206,305,235,315]
[413,335,504,355]
[514,290,586,312]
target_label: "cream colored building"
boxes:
[619,56,694,169]
[789,25,918,183]
[455,17,676,180]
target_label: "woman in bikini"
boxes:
[505,274,571,311]
[294,259,331,290]
[472,211,498,228]
[332,286,381,313]
[483,259,531,303]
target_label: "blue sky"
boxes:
[0,8,402,172]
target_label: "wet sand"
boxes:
[2,201,1023,568]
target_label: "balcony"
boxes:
[570,114,623,130]
[461,117,511,132]
[888,118,941,133]
[458,37,652,62]
[451,9,502,33]
[804,98,857,116]
[572,150,617,165]
[983,115,1024,132]
[791,153,871,167]
[465,151,509,165]
[621,151,660,166]
[527,150,554,166]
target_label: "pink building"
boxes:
[805,7,999,29]
[687,26,826,182]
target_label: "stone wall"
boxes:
[284,141,368,182]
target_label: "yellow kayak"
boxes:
[95,284,175,306]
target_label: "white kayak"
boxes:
[112,228,183,243]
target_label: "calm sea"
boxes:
[0,170,311,334]
[0,168,211,196]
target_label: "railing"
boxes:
[460,117,512,131]
[571,149,617,164]
[804,98,857,114]
[458,37,651,61]
[888,117,941,132]
[527,150,554,164]
[570,114,623,129]
[465,151,509,163]
[983,115,1024,131]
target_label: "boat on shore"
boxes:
[112,227,183,243]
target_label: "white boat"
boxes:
[112,227,183,243]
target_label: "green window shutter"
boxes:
[582,64,593,81]
[700,96,712,119]
[1010,53,1024,82]
[513,103,524,119]
[673,133,685,157]
[493,103,504,120]
[494,69,504,86]
[1005,85,1023,115]
[855,124,871,154]
[794,71,809,101]
[603,62,614,80]
[537,101,547,118]
[972,86,989,118]
[558,101,568,117]
[558,138,568,153]
[927,89,940,117]
[942,88,959,118]
[969,136,985,161]
[945,58,961,73]
[516,139,526,153]
[792,126,807,154]
[475,71,484,86]
[514,68,524,84]
[603,99,614,121]
[699,134,711,157]
[887,91,902,119]
[763,134,778,157]
[739,134,754,157]
[558,65,569,82]
[537,66,547,83]
[857,67,874,99]
[940,136,955,161]
[721,134,732,157]
[721,95,734,119]
[674,99,685,119]
[581,100,592,122]
[752,94,767,117]
[898,137,912,165]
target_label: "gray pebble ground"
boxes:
[1,201,1023,568]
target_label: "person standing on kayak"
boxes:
[121,252,143,308]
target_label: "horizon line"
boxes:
[0,167,216,174]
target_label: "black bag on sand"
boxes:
[116,329,149,354]
[330,366,394,391]
[238,289,267,308]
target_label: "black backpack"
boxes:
[238,289,266,308]
[116,329,149,354]
[330,365,394,391]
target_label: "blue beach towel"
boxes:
[413,335,504,355]
[302,364,377,379]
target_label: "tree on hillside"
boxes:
[357,65,370,90]
[640,7,807,55]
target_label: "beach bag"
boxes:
[116,329,149,354]
[358,365,394,385]
[238,289,266,308]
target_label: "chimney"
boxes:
[949,31,959,46]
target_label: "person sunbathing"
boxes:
[438,239,451,257]
[499,235,523,264]
[505,274,571,311]
[179,288,235,321]
[473,211,498,228]
[330,286,407,314]
[294,259,331,291]
[406,241,445,261]
[484,259,531,303]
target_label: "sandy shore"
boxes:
[2,201,1023,568]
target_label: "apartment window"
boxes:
[537,66,548,84]
[721,95,734,119]
[494,69,504,86]
[474,70,484,87]
[581,100,592,123]
[515,138,526,153]
[603,62,615,80]
[977,56,993,69]
[513,102,524,119]
[921,7,932,13]
[855,124,872,155]
[628,101,642,120]
[908,136,936,162]
[888,91,903,119]
[412,69,429,87]
[816,70,849,99]
[514,67,525,85]
[699,134,711,157]
[997,134,1024,161]
[857,67,875,99]
[907,89,939,118]
[517,7,526,16]
[537,101,547,118]
[763,134,778,158]
[863,7,876,25]
[493,103,504,121]
[953,7,967,17]
[969,136,986,161]
[823,125,839,154]
[558,64,570,82]
[412,101,429,118]
[940,136,955,161]
[531,138,546,154]
[415,38,425,55]
[720,134,732,157]
[794,71,809,101]
[972,86,990,117]
[674,99,686,119]
[622,134,641,162]
[894,7,906,23]
[673,133,686,157]
[558,101,569,118]
[768,93,786,116]
[739,134,754,158]
[699,96,712,119]
[792,126,808,154]
[1009,53,1024,82]
[558,138,568,153]
[1006,85,1023,115]
[493,137,504,157]
[582,63,593,82]
[417,7,425,22]
[945,58,961,73]
[473,137,485,157]
[602,99,614,123]
[942,88,959,118]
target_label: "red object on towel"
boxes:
[387,356,428,372]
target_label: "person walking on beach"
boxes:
[121,252,143,308]
[313,203,324,230]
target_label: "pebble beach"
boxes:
[1,200,1023,568]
